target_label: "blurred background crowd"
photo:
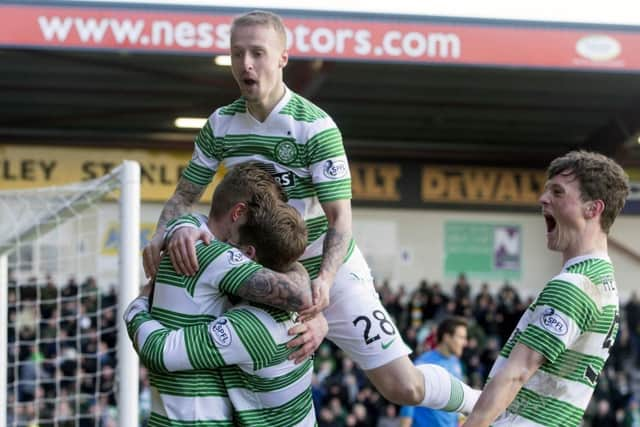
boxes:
[7,275,119,427]
[6,273,640,426]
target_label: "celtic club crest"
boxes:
[274,140,298,164]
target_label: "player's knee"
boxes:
[375,375,423,405]
[367,358,425,405]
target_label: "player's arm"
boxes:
[302,124,353,318]
[123,295,228,372]
[143,120,218,278]
[317,198,352,288]
[234,261,312,313]
[124,297,306,373]
[463,343,545,427]
[299,198,351,319]
[163,222,313,312]
[143,177,207,277]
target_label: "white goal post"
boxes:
[0,161,140,427]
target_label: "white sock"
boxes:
[417,364,481,414]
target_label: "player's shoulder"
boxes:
[278,91,332,123]
[193,243,259,294]
[215,97,247,116]
[195,240,240,265]
[224,304,292,339]
[564,256,614,286]
[549,256,613,289]
[248,302,295,324]
[167,212,208,229]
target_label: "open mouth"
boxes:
[243,78,257,87]
[544,214,557,233]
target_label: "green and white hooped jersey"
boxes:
[140,239,262,426]
[126,298,315,427]
[182,87,355,278]
[490,254,619,427]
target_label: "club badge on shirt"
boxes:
[274,140,298,165]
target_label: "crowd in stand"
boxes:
[6,274,119,427]
[6,273,640,426]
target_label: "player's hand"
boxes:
[140,280,154,298]
[287,313,328,364]
[167,227,211,276]
[298,275,331,322]
[142,233,164,279]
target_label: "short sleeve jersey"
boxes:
[181,87,354,278]
[489,254,619,427]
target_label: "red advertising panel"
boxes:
[1,3,639,71]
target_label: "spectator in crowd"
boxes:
[399,317,470,427]
[453,273,471,305]
[626,292,640,366]
[623,398,640,427]
[7,275,120,426]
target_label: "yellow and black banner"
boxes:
[2,145,639,213]
[0,144,215,202]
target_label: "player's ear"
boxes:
[279,49,288,69]
[584,199,605,219]
[242,244,256,261]
[231,202,248,222]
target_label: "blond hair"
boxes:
[237,197,307,272]
[210,162,286,221]
[231,10,287,48]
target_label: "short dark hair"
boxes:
[436,317,468,343]
[237,196,307,271]
[547,151,630,233]
[210,162,287,220]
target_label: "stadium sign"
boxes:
[1,1,640,71]
[2,144,639,213]
[444,221,522,280]
[0,144,211,201]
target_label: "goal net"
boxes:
[0,161,140,427]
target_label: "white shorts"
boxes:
[323,246,411,370]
